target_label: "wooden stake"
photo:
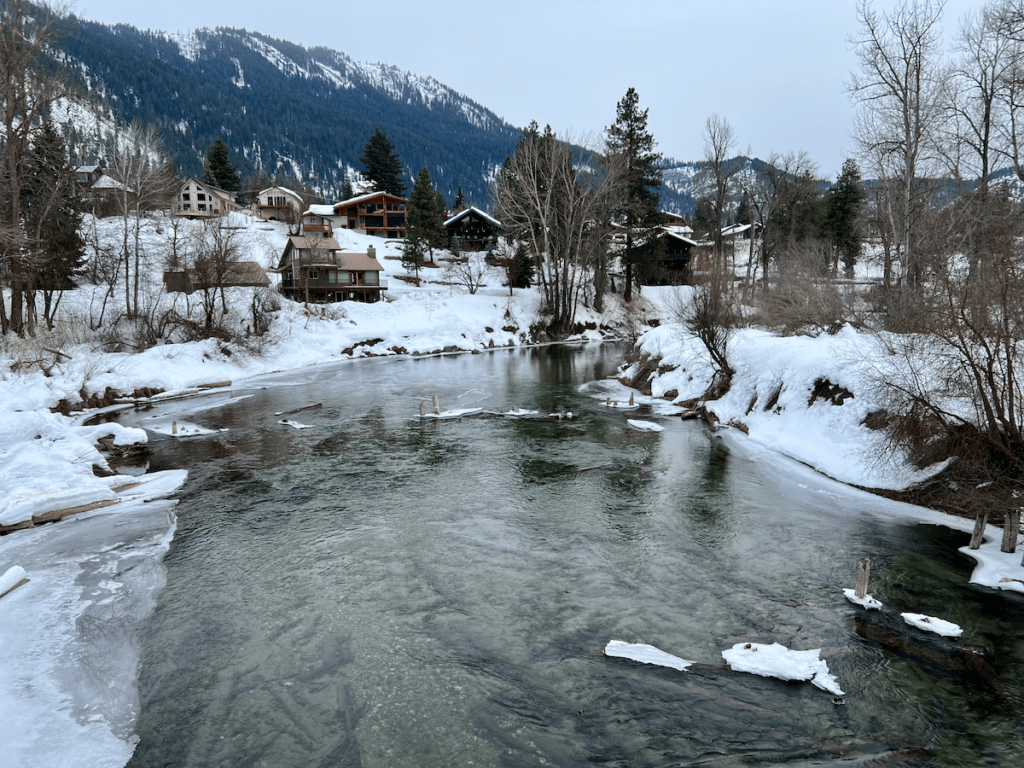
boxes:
[970,512,988,550]
[419,401,426,417]
[1001,510,1020,554]
[629,392,635,405]
[432,394,440,415]
[172,420,177,435]
[854,557,871,599]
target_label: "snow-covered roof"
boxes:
[664,224,694,235]
[91,174,124,191]
[443,206,503,229]
[258,186,302,199]
[76,165,100,174]
[660,228,700,247]
[304,204,336,217]
[721,223,752,236]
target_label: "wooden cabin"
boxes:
[651,229,703,284]
[333,192,407,238]
[278,240,387,303]
[442,207,505,251]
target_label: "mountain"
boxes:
[58,20,522,206]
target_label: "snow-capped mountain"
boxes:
[58,20,521,205]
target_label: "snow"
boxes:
[418,407,484,420]
[626,419,664,432]
[0,490,180,768]
[279,418,314,429]
[145,421,227,437]
[604,640,693,671]
[843,588,883,610]
[722,642,844,696]
[901,613,964,638]
[0,565,28,596]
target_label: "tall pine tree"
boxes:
[20,121,84,329]
[359,128,407,196]
[202,138,240,194]
[407,167,445,263]
[606,88,664,302]
[821,158,864,276]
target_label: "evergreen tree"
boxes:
[407,167,445,262]
[202,138,240,194]
[506,242,535,292]
[20,121,84,329]
[821,158,865,276]
[401,236,426,285]
[605,88,664,301]
[454,186,466,212]
[340,177,354,201]
[359,128,406,196]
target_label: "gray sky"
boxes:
[78,0,980,178]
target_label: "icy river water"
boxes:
[118,343,1024,767]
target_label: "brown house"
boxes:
[333,192,407,238]
[278,239,388,303]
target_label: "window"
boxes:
[364,272,378,285]
[337,271,349,283]
[328,271,336,284]
[182,193,190,201]
[183,204,191,211]
[197,193,206,201]
[309,270,319,279]
[198,204,206,211]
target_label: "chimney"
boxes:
[367,245,376,260]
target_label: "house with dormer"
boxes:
[442,207,505,251]
[278,232,388,304]
[255,186,304,222]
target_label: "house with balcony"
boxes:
[442,207,505,251]
[333,192,407,238]
[255,186,303,221]
[278,239,388,303]
[172,178,242,218]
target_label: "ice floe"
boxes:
[721,642,844,696]
[604,640,693,671]
[901,613,963,637]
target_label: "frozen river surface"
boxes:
[115,344,1023,767]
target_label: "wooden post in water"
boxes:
[1001,510,1020,553]
[419,401,426,417]
[854,557,871,599]
[432,394,440,415]
[629,392,635,406]
[172,420,177,435]
[970,512,988,550]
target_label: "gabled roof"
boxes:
[332,191,407,211]
[443,206,504,229]
[258,186,303,199]
[659,228,701,248]
[286,235,340,251]
[91,174,124,190]
[76,165,101,174]
[179,177,238,202]
[721,223,752,236]
[336,252,385,272]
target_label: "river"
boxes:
[118,343,1024,767]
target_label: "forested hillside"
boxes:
[58,20,522,206]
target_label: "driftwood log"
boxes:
[970,512,988,550]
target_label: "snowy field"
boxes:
[2,214,1023,766]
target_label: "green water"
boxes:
[122,345,1024,767]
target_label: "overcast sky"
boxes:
[78,0,980,178]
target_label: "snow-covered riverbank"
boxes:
[3,216,1023,767]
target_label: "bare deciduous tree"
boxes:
[493,125,620,334]
[696,114,739,259]
[849,0,946,292]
